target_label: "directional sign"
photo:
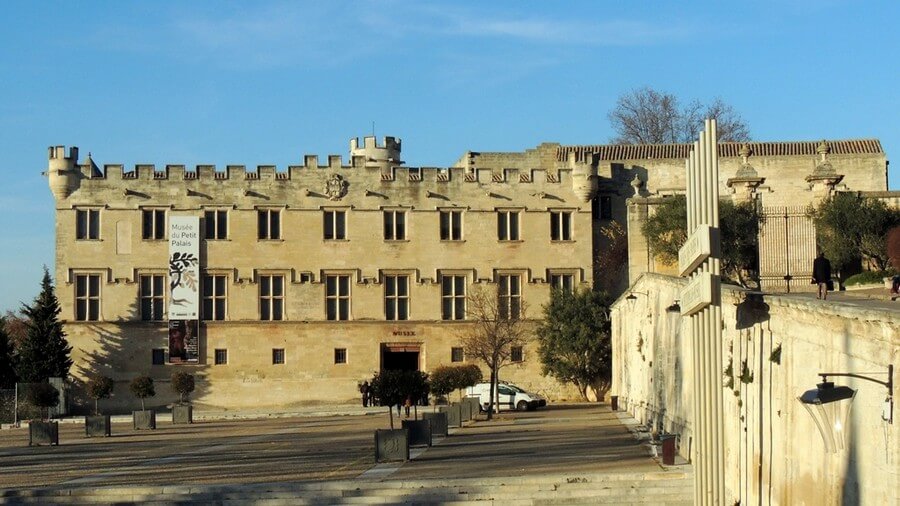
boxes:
[681,272,715,316]
[679,224,713,277]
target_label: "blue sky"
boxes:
[1,1,898,312]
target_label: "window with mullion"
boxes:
[257,210,281,240]
[204,210,228,240]
[75,274,101,321]
[142,210,166,240]
[550,211,572,241]
[441,275,466,320]
[498,274,521,320]
[324,210,346,240]
[76,209,100,240]
[140,274,165,321]
[549,273,574,294]
[383,210,406,240]
[202,274,227,321]
[497,210,520,241]
[384,275,409,320]
[326,274,351,321]
[440,210,462,241]
[259,275,284,320]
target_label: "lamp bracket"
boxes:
[819,364,893,393]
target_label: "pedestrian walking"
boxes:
[812,251,832,300]
[360,381,370,407]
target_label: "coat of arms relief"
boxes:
[325,173,348,200]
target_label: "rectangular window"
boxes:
[599,196,613,220]
[75,209,100,240]
[384,275,409,321]
[272,348,285,365]
[383,210,407,240]
[204,210,228,240]
[440,210,463,241]
[142,209,166,240]
[258,209,281,240]
[441,275,466,320]
[75,274,101,321]
[324,210,346,240]
[259,275,284,321]
[451,347,464,363]
[498,274,521,320]
[325,275,351,321]
[152,348,165,365]
[140,274,165,321]
[214,349,228,365]
[202,274,227,321]
[549,274,575,294]
[334,348,347,364]
[511,346,524,363]
[550,211,572,241]
[497,211,520,241]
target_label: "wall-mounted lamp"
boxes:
[666,300,681,313]
[798,364,893,453]
[625,291,648,301]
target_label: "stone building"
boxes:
[47,136,889,411]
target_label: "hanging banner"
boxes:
[168,216,200,319]
[168,319,199,363]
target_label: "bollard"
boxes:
[661,434,676,465]
[611,395,618,411]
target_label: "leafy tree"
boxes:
[811,193,900,275]
[429,364,483,406]
[370,369,429,429]
[2,310,28,350]
[17,268,72,382]
[86,375,114,415]
[536,288,613,401]
[888,226,900,271]
[454,364,483,399]
[608,87,750,144]
[641,195,761,287]
[461,287,529,420]
[0,317,17,388]
[129,375,155,411]
[170,372,196,405]
[27,382,59,421]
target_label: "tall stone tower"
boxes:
[47,145,79,200]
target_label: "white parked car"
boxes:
[466,382,547,412]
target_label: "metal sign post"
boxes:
[679,119,725,505]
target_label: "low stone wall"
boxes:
[612,273,899,505]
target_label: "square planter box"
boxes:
[401,419,432,447]
[85,415,111,437]
[172,405,193,425]
[440,404,462,428]
[459,401,472,422]
[422,411,448,436]
[133,410,156,430]
[29,421,59,446]
[464,397,480,419]
[375,428,409,462]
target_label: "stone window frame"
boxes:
[451,347,464,363]
[323,208,348,241]
[511,345,524,363]
[324,272,352,321]
[439,209,464,241]
[383,272,411,321]
[548,270,577,294]
[73,271,102,321]
[141,208,167,241]
[496,272,523,320]
[549,209,574,242]
[202,272,228,321]
[203,208,229,240]
[75,207,101,241]
[334,348,347,365]
[440,272,467,321]
[496,208,522,242]
[139,272,166,321]
[272,348,286,365]
[258,272,286,321]
[382,208,408,241]
[214,348,228,365]
[256,207,282,241]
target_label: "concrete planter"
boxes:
[375,428,409,462]
[464,397,480,419]
[172,405,193,425]
[29,421,59,446]
[460,400,472,422]
[85,415,111,437]
[422,411,448,436]
[133,410,156,430]
[401,419,432,447]
[440,404,462,427]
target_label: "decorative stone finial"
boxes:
[739,143,751,164]
[817,140,830,162]
[630,174,643,196]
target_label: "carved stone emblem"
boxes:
[324,173,348,201]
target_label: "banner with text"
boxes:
[168,216,199,363]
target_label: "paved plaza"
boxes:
[0,404,661,492]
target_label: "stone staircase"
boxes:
[1,470,693,505]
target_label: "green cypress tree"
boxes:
[17,268,72,382]
[0,317,17,387]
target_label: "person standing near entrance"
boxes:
[812,251,832,300]
[360,381,370,407]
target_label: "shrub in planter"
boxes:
[27,382,60,446]
[129,375,156,430]
[402,418,432,447]
[374,428,409,462]
[370,369,429,429]
[85,375,113,437]
[170,372,195,425]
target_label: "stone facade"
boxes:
[47,138,598,412]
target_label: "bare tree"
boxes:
[609,87,750,144]
[461,286,529,420]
